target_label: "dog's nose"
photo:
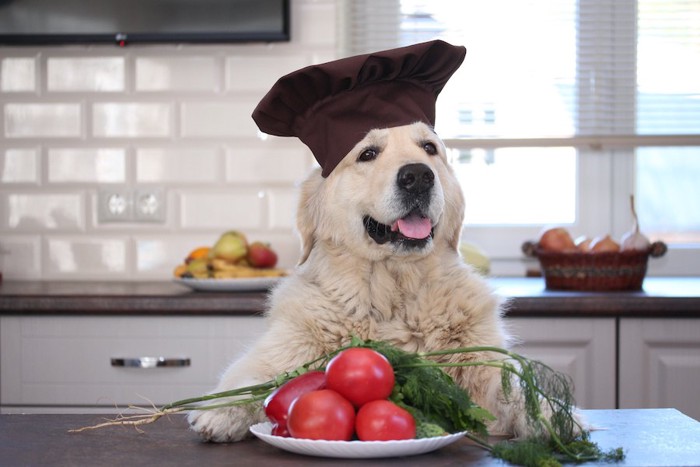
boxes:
[397,163,434,194]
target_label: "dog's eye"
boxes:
[358,147,379,162]
[422,141,438,156]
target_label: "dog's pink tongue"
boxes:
[393,213,432,239]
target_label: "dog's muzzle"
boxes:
[363,163,436,248]
[363,211,434,248]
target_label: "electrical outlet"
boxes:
[97,187,133,223]
[97,186,167,224]
[134,187,166,223]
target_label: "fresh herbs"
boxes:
[69,337,624,466]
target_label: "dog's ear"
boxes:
[444,169,466,251]
[296,169,324,265]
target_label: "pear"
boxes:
[212,231,248,262]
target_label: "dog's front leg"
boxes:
[186,353,269,442]
[188,327,322,443]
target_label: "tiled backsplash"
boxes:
[0,0,337,280]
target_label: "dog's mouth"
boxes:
[363,209,434,247]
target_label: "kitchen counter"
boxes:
[1,277,700,317]
[1,409,699,466]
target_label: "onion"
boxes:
[620,195,651,251]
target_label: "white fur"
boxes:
[189,122,549,442]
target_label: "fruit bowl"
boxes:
[522,240,667,291]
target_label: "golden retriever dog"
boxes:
[188,121,541,442]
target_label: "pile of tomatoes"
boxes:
[263,347,416,441]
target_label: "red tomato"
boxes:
[355,400,416,441]
[325,348,395,407]
[287,389,356,441]
[263,370,326,432]
[270,423,290,437]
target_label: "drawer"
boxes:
[1,316,267,407]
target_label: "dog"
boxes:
[188,121,545,442]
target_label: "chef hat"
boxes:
[251,40,466,177]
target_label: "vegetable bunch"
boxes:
[70,337,624,467]
[265,347,442,442]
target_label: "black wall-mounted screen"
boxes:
[0,0,290,45]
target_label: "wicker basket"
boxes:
[522,240,667,291]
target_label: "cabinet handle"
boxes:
[110,357,191,368]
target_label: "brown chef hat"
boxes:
[252,40,466,177]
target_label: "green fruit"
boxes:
[213,231,248,262]
[186,258,210,278]
[459,242,490,275]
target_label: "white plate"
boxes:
[249,422,467,459]
[174,277,282,292]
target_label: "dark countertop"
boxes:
[1,409,699,466]
[1,277,700,317]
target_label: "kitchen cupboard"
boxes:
[2,315,615,413]
[506,317,616,410]
[0,316,267,412]
[619,318,700,421]
[1,314,698,421]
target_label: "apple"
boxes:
[213,231,248,262]
[538,227,576,252]
[247,242,278,268]
[590,234,620,253]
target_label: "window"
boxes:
[341,0,700,276]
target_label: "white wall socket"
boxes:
[134,187,167,223]
[97,187,166,224]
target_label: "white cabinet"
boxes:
[506,317,617,410]
[619,318,700,421]
[4,314,697,420]
[0,316,268,413]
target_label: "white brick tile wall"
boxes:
[225,144,313,184]
[180,101,258,138]
[179,190,265,230]
[136,147,222,183]
[267,187,302,230]
[135,56,221,92]
[45,236,128,277]
[0,0,338,280]
[6,193,85,231]
[226,55,309,92]
[5,103,82,138]
[0,235,41,279]
[48,148,126,183]
[1,148,40,183]
[47,57,125,92]
[92,103,172,137]
[1,57,37,92]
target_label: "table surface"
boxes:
[1,409,699,466]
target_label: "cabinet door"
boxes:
[506,317,616,410]
[1,316,267,410]
[619,318,700,421]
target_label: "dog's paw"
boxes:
[187,406,262,443]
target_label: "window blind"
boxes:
[340,0,700,147]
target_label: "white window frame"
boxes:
[339,0,700,277]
